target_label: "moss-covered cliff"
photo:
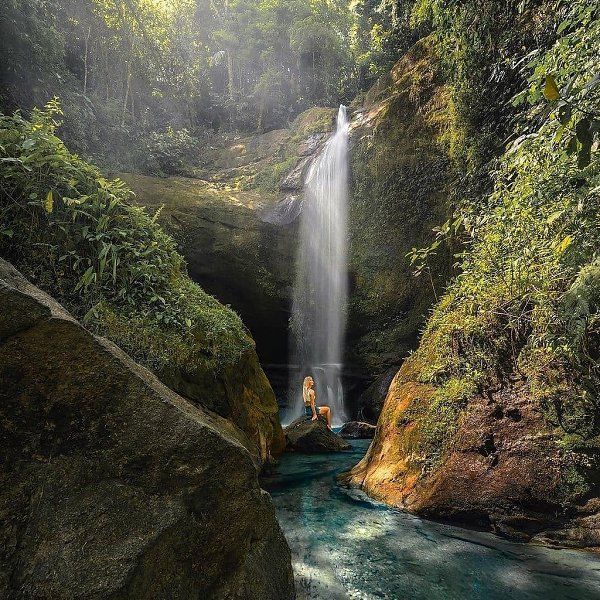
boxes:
[346,35,455,380]
[343,4,600,547]
[119,108,336,376]
[0,105,284,461]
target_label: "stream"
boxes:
[263,440,600,600]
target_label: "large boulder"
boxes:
[338,421,376,439]
[0,258,295,599]
[284,417,351,453]
[340,357,600,548]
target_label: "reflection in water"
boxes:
[263,441,600,600]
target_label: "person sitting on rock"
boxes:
[303,376,332,430]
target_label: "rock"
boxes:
[118,109,335,405]
[338,421,376,439]
[356,366,399,422]
[341,361,600,548]
[279,156,313,191]
[119,172,295,409]
[262,194,303,226]
[284,417,351,453]
[346,36,454,378]
[0,258,295,599]
[298,133,326,156]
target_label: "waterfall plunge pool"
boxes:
[263,440,600,600]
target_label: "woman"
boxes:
[302,376,332,430]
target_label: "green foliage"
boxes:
[0,101,252,372]
[404,3,600,475]
[141,127,202,176]
[247,156,297,192]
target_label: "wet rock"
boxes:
[120,173,294,414]
[0,259,295,599]
[356,366,399,422]
[279,156,313,191]
[285,417,351,453]
[262,194,303,225]
[298,133,326,156]
[338,421,377,439]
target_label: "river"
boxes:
[263,440,600,600]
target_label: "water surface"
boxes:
[264,440,600,600]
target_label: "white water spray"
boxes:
[289,105,349,426]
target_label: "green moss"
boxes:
[559,466,593,502]
[346,40,456,374]
[289,107,335,139]
[393,8,600,495]
[246,156,298,192]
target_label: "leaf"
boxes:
[543,75,560,101]
[547,211,564,225]
[558,104,572,125]
[555,235,573,255]
[44,190,54,214]
[557,19,571,34]
[576,118,593,146]
[578,145,592,169]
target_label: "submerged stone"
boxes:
[0,258,295,599]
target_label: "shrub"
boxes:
[0,99,252,373]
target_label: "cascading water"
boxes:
[289,105,349,426]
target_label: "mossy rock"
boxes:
[0,258,295,598]
[346,36,455,378]
[120,173,295,373]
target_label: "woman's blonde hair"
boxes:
[302,376,312,404]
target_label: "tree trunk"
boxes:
[83,26,91,95]
[226,50,234,101]
[121,37,135,128]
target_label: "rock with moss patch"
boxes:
[341,338,600,548]
[284,417,351,453]
[0,258,295,599]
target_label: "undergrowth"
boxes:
[403,1,600,472]
[0,99,252,374]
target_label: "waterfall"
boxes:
[289,105,349,426]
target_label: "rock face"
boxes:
[346,37,454,379]
[120,108,335,379]
[120,173,294,371]
[0,259,295,599]
[355,366,399,422]
[338,422,376,439]
[341,362,600,548]
[285,418,351,453]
